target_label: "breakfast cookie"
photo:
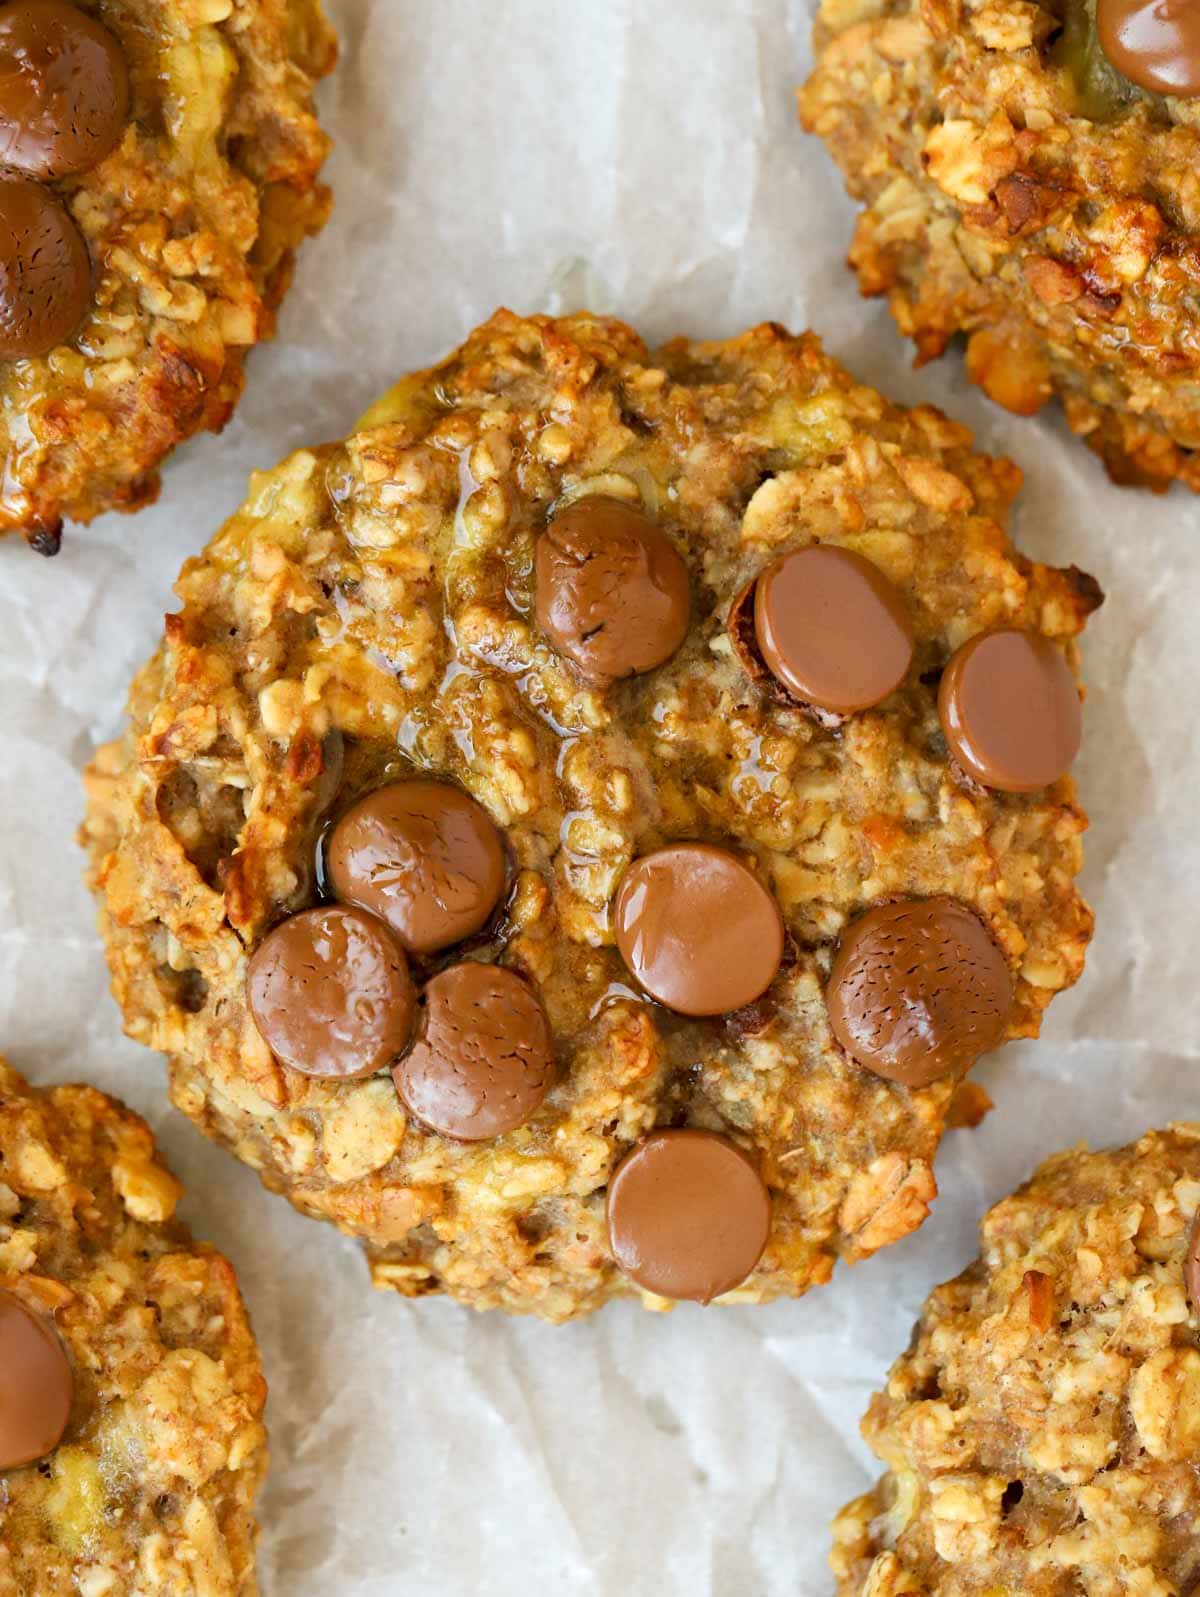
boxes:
[0,0,334,553]
[82,310,1099,1322]
[0,1058,267,1594]
[832,1126,1200,1596]
[800,0,1200,493]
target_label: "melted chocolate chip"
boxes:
[535,496,691,682]
[1098,0,1200,97]
[0,176,90,357]
[614,843,784,1017]
[938,629,1082,793]
[327,781,507,955]
[0,1290,72,1470]
[393,963,555,1141]
[827,897,1014,1086]
[0,0,129,180]
[1187,1209,1200,1315]
[247,905,414,1080]
[726,575,841,728]
[605,1129,771,1303]
[753,545,914,715]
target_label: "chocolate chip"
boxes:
[393,963,554,1141]
[613,843,782,1015]
[0,1290,72,1470]
[1187,1209,1200,1315]
[827,897,1013,1086]
[753,545,913,715]
[0,1,129,180]
[614,843,784,1017]
[327,781,506,955]
[1098,0,1200,96]
[0,176,90,359]
[727,576,774,690]
[605,1129,771,1303]
[535,496,691,682]
[938,629,1081,793]
[726,575,840,728]
[247,905,414,1080]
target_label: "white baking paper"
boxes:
[1,2,1199,1592]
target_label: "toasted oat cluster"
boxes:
[83,311,1098,1322]
[832,1127,1200,1597]
[800,0,1200,493]
[1,0,333,552]
[0,1058,267,1595]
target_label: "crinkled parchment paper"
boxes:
[1,2,1198,1592]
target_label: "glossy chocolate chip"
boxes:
[0,1290,72,1470]
[0,0,129,180]
[327,781,506,956]
[614,843,784,1017]
[753,545,914,715]
[939,629,1082,793]
[0,176,90,358]
[247,905,415,1080]
[827,897,1013,1086]
[1187,1209,1200,1315]
[1098,0,1200,96]
[394,962,554,1141]
[606,1129,771,1303]
[535,496,691,682]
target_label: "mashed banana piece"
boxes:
[833,1126,1200,1596]
[0,1058,267,1595]
[801,0,1200,493]
[3,0,333,551]
[83,311,1098,1321]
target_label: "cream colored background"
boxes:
[0,2,1197,1591]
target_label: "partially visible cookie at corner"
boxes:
[832,1124,1200,1595]
[0,1055,267,1595]
[800,0,1200,494]
[0,0,336,554]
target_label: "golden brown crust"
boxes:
[800,0,1200,493]
[0,1058,267,1595]
[3,0,335,550]
[82,310,1097,1322]
[832,1126,1200,1596]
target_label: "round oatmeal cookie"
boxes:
[0,0,334,553]
[82,310,1100,1323]
[832,1125,1200,1597]
[800,0,1200,493]
[0,1057,267,1594]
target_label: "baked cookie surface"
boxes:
[833,1126,1200,1596]
[800,0,1200,493]
[83,310,1098,1322]
[0,1058,267,1595]
[0,0,334,552]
